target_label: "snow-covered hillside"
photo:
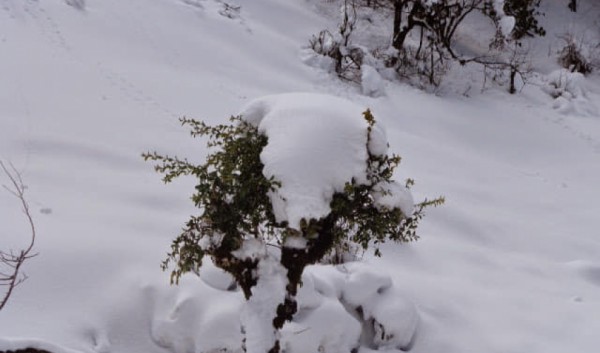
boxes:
[1,1,600,353]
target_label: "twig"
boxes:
[0,161,38,312]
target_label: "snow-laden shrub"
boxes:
[308,2,371,84]
[308,29,366,83]
[557,34,595,74]
[144,93,442,353]
[542,69,597,116]
[543,69,586,100]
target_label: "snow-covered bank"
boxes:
[1,1,600,353]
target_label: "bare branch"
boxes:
[0,161,38,312]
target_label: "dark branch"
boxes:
[0,161,38,312]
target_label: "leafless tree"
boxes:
[0,161,37,312]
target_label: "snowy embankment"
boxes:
[1,1,600,353]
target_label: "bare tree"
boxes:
[390,0,488,53]
[0,161,37,312]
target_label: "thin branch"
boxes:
[0,161,38,312]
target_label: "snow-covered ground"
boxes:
[1,1,599,353]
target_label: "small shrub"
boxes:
[144,107,442,353]
[557,34,594,74]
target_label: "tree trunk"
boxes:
[392,1,425,51]
[392,0,403,50]
[509,67,517,94]
[269,215,337,353]
[568,0,577,12]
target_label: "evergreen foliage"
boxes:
[144,111,442,352]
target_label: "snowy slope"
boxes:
[1,1,600,353]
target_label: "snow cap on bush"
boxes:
[240,93,394,230]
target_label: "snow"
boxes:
[283,263,418,353]
[542,69,598,117]
[64,0,85,11]
[240,246,287,353]
[361,64,385,97]
[340,262,392,308]
[199,259,236,291]
[281,297,361,353]
[149,276,243,353]
[370,290,419,350]
[1,1,600,353]
[339,263,418,350]
[283,235,308,249]
[240,93,388,230]
[372,181,415,216]
[498,15,516,38]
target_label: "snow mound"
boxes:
[284,263,419,353]
[542,69,598,117]
[339,264,418,351]
[240,93,389,230]
[281,297,361,353]
[110,264,417,353]
[370,289,418,350]
[107,274,242,353]
[341,262,393,308]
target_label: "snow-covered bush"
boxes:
[542,69,597,116]
[144,93,442,353]
[310,1,529,91]
[557,33,594,74]
[543,69,585,100]
[309,1,366,83]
